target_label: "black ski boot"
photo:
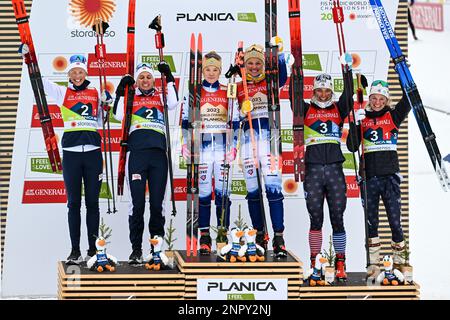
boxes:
[66,248,83,265]
[85,248,97,262]
[128,248,143,265]
[199,231,212,256]
[272,232,288,258]
[255,231,267,255]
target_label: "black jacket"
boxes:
[346,94,411,178]
[304,88,353,165]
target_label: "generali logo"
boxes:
[99,129,122,152]
[31,105,63,127]
[345,176,360,198]
[173,178,187,201]
[207,281,277,292]
[22,181,67,204]
[280,76,315,99]
[87,53,127,76]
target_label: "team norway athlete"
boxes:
[113,62,178,264]
[18,49,111,265]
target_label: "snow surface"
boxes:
[1,2,450,301]
[408,4,450,300]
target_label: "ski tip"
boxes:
[198,34,202,51]
[186,237,191,257]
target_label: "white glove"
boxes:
[339,52,353,69]
[285,53,295,68]
[18,43,30,57]
[355,109,366,124]
[101,90,113,105]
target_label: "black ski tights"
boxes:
[304,163,347,233]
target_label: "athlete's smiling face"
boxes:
[69,68,87,86]
[370,93,388,111]
[136,72,155,91]
[314,88,333,102]
[203,66,221,84]
[245,58,264,78]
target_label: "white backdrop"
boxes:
[2,0,399,296]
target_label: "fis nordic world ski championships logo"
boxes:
[176,12,257,23]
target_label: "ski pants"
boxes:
[198,136,232,231]
[63,149,103,251]
[127,148,167,251]
[304,163,347,233]
[364,174,404,243]
[240,124,284,233]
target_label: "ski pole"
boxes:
[356,72,371,268]
[93,20,115,214]
[219,58,240,233]
[149,15,177,217]
[332,0,361,181]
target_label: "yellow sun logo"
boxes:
[70,0,116,27]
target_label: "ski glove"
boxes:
[101,90,113,105]
[354,109,366,124]
[157,61,175,83]
[339,53,353,69]
[225,64,241,79]
[18,43,29,58]
[444,154,450,163]
[226,148,237,162]
[116,74,135,97]
[119,74,135,87]
[101,90,113,113]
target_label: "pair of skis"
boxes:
[369,0,450,191]
[265,0,282,172]
[117,0,136,197]
[288,0,306,182]
[12,0,62,173]
[186,34,202,256]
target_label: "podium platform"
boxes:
[57,256,420,300]
[175,250,304,300]
[57,261,185,300]
[300,272,420,300]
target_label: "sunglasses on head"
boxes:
[136,63,154,71]
[372,80,388,87]
[69,55,86,64]
[315,74,332,81]
[246,45,264,53]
